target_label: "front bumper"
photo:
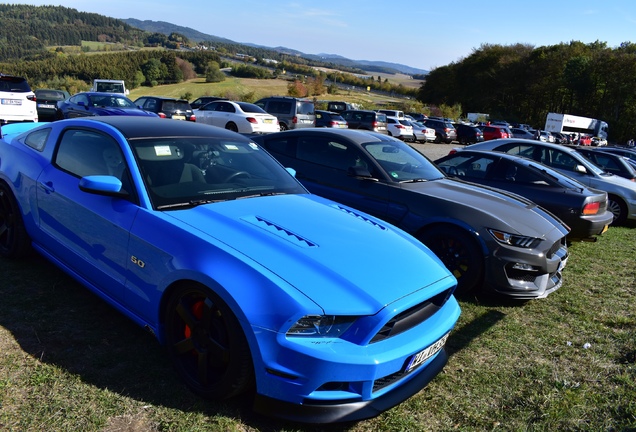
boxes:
[250,291,461,423]
[254,348,448,423]
[485,237,569,299]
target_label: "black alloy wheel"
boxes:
[419,226,484,294]
[164,284,254,400]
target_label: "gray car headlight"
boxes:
[488,229,540,248]
[287,315,356,338]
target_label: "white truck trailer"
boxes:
[544,112,608,141]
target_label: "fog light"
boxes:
[512,263,539,271]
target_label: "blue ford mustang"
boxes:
[0,117,460,423]
[56,91,158,119]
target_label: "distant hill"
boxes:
[123,19,428,76]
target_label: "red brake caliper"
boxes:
[184,300,204,339]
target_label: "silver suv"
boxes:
[0,74,38,124]
[255,96,315,130]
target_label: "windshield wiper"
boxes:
[156,199,221,210]
[235,192,287,200]
[399,178,429,183]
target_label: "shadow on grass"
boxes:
[0,253,531,432]
[0,254,346,431]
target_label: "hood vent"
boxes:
[242,215,318,248]
[332,204,387,230]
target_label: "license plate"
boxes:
[263,119,273,124]
[172,115,185,120]
[378,127,386,130]
[2,99,21,105]
[38,104,56,109]
[405,333,449,373]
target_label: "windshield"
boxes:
[238,102,268,114]
[90,95,137,108]
[131,137,306,209]
[362,140,445,182]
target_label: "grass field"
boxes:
[0,212,634,431]
[127,77,416,111]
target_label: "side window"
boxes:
[55,129,126,179]
[264,137,295,158]
[463,156,494,179]
[23,128,51,151]
[297,137,364,171]
[550,150,578,172]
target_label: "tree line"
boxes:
[418,41,636,143]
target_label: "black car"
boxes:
[315,110,348,128]
[424,119,457,143]
[34,88,70,121]
[435,150,613,240]
[133,96,196,121]
[454,123,484,144]
[573,147,636,181]
[189,96,228,110]
[253,129,570,299]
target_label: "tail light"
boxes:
[27,95,37,102]
[396,124,406,129]
[329,121,338,127]
[158,112,167,118]
[246,117,258,124]
[372,121,379,128]
[582,201,600,215]
[189,114,196,122]
[292,116,298,124]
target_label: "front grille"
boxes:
[370,288,452,343]
[507,269,537,282]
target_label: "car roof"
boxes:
[268,128,398,145]
[82,116,249,140]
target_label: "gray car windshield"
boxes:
[131,137,306,209]
[363,141,445,182]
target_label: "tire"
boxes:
[607,194,627,225]
[0,183,31,258]
[225,122,238,133]
[434,133,442,144]
[279,123,289,131]
[164,284,254,400]
[418,226,484,295]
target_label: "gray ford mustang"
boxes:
[254,129,570,299]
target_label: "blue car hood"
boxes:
[166,194,454,314]
[403,178,568,238]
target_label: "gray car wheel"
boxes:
[607,195,627,225]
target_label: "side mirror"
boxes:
[348,166,377,180]
[79,175,127,197]
[574,164,588,174]
[285,167,297,178]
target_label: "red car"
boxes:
[481,125,510,141]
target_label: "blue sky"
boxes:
[13,0,636,71]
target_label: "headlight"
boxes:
[488,229,540,248]
[287,315,356,338]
